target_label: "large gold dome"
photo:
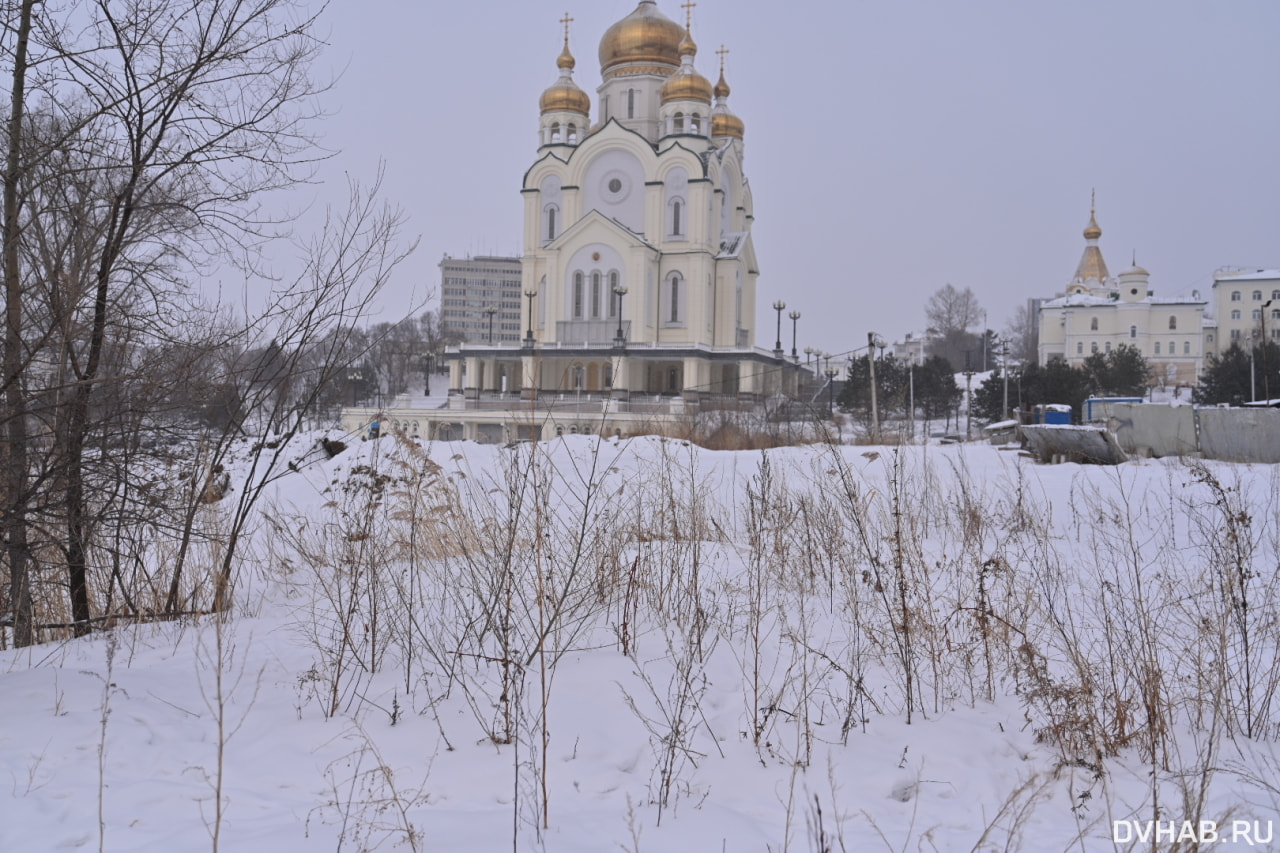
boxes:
[599,1,684,79]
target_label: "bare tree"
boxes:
[1,0,354,644]
[1004,300,1040,365]
[924,283,983,336]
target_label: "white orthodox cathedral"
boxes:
[357,1,799,442]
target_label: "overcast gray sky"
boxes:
[297,0,1280,357]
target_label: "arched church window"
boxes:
[1168,315,1177,330]
[669,274,681,323]
[550,122,561,143]
[627,89,635,119]
[545,206,557,242]
[1077,342,1083,355]
[672,200,682,236]
[1168,340,1175,355]
[608,271,619,317]
[567,123,578,144]
[573,272,584,319]
[604,364,613,387]
[673,112,684,133]
[1090,317,1098,331]
[591,272,602,318]
[689,113,700,134]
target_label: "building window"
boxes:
[673,111,684,133]
[573,272,584,319]
[1273,289,1280,300]
[591,272,602,318]
[672,201,682,236]
[670,276,680,322]
[1076,341,1083,354]
[1168,315,1177,330]
[608,271,619,318]
[1169,340,1175,355]
[1253,309,1262,320]
[1105,341,1112,352]
[1231,310,1241,320]
[1090,317,1099,331]
[1129,325,1137,339]
[1184,341,1191,354]
[1091,341,1098,353]
[1154,342,1161,355]
[1273,329,1280,340]
[627,88,635,119]
[1232,291,1242,301]
[1254,290,1263,301]
[1231,329,1241,341]
[546,206,557,241]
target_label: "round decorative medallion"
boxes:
[600,170,632,203]
[592,252,601,261]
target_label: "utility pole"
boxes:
[867,333,879,442]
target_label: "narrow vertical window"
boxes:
[573,272,584,319]
[547,207,556,241]
[591,272,601,318]
[608,271,619,317]
[672,201,682,236]
[627,88,635,119]
[1168,315,1177,330]
[670,276,680,322]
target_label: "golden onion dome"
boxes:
[714,67,730,99]
[541,80,590,115]
[599,1,684,79]
[711,109,744,139]
[557,42,575,71]
[540,39,590,116]
[661,67,713,104]
[1083,212,1102,241]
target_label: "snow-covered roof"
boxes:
[1214,268,1280,281]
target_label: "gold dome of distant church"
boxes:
[599,1,685,79]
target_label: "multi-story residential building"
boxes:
[1207,268,1280,356]
[438,254,523,344]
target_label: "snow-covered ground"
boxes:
[3,433,1279,852]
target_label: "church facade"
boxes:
[1036,205,1207,388]
[426,1,796,440]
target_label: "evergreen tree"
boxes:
[1081,344,1150,396]
[1194,342,1280,405]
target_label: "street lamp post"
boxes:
[825,367,837,416]
[524,289,537,346]
[1263,299,1274,403]
[999,338,1010,419]
[773,300,786,357]
[613,284,629,346]
[789,310,801,362]
[483,305,498,345]
[963,350,974,439]
[804,346,815,372]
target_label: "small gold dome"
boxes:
[599,1,684,79]
[1083,212,1102,241]
[557,43,575,71]
[711,110,744,139]
[661,67,713,104]
[714,68,730,99]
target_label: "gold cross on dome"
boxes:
[560,12,573,43]
[681,0,696,28]
[716,44,729,71]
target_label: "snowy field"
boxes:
[3,432,1280,852]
